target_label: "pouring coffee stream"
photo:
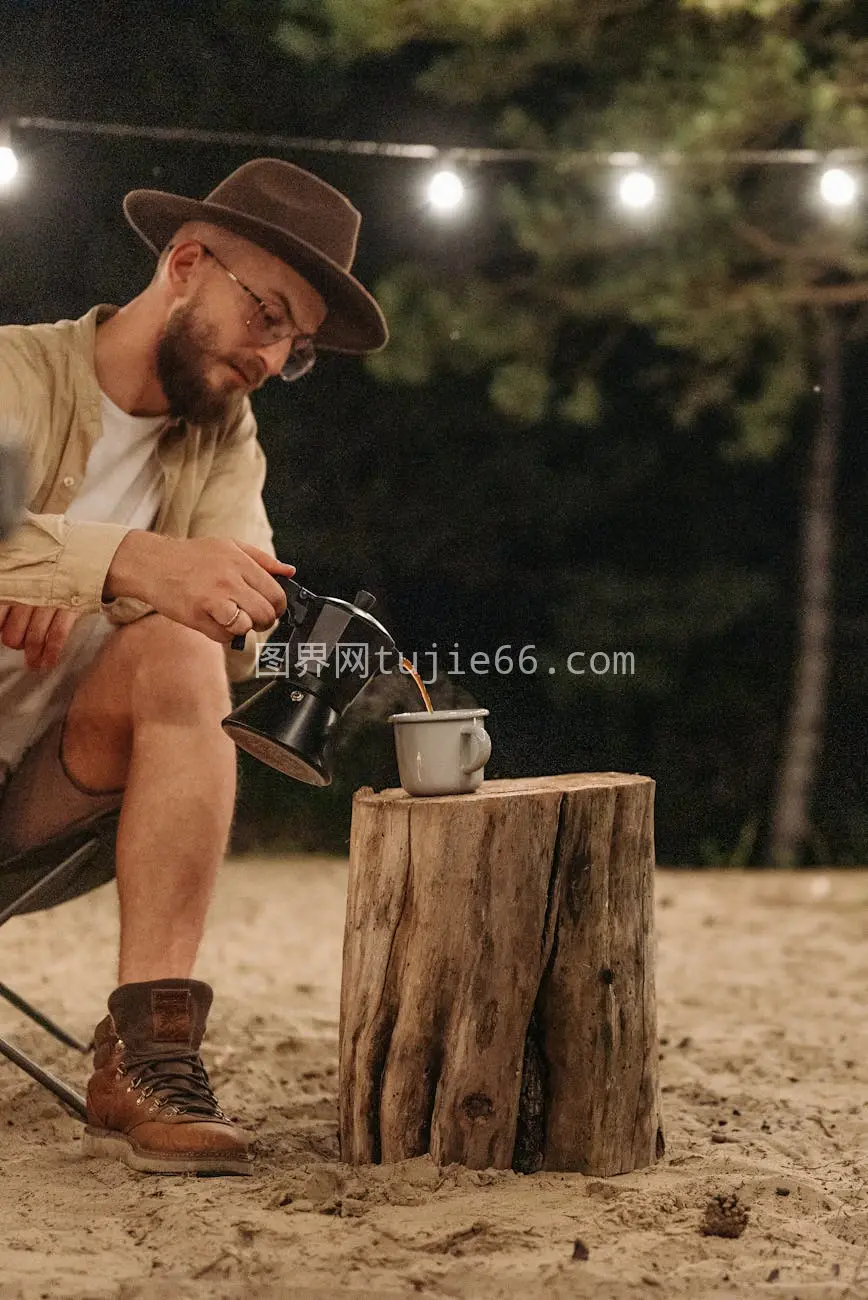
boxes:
[222,576,431,785]
[401,658,433,714]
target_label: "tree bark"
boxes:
[768,311,840,866]
[339,773,663,1177]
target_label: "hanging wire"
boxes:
[10,115,868,168]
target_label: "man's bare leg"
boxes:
[61,613,237,984]
[61,615,254,1174]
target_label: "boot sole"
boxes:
[81,1127,254,1176]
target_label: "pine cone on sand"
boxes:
[701,1193,749,1239]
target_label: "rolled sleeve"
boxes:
[53,518,132,608]
[0,511,131,611]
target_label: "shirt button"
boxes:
[62,475,75,488]
[70,595,82,606]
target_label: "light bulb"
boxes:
[819,167,857,208]
[427,169,465,213]
[0,146,18,186]
[618,170,657,210]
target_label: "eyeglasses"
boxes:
[198,243,316,383]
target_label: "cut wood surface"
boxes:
[339,774,663,1177]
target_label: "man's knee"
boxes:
[62,617,232,794]
[118,615,232,714]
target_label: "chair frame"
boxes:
[0,827,117,1121]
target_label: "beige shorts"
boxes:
[0,716,123,914]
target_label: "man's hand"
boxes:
[104,532,296,644]
[0,603,81,673]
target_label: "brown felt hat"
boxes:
[123,157,388,354]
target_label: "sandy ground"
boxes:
[2,859,868,1300]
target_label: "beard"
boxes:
[156,297,246,426]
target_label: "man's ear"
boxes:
[163,240,207,295]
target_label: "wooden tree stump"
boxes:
[338,774,664,1177]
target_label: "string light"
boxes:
[3,115,867,220]
[0,148,18,186]
[426,168,465,213]
[617,169,657,211]
[0,122,18,187]
[819,167,858,208]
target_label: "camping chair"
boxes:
[0,811,119,1121]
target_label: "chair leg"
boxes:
[0,982,92,1052]
[0,838,100,926]
[0,831,118,1123]
[0,838,102,1054]
[0,1034,88,1120]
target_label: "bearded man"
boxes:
[0,158,387,1175]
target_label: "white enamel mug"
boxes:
[388,708,491,796]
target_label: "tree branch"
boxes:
[733,220,858,272]
[731,280,868,309]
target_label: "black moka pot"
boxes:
[221,577,398,786]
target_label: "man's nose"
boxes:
[254,336,296,380]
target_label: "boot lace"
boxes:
[121,1046,225,1119]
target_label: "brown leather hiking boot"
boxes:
[82,978,253,1176]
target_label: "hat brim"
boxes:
[123,190,388,354]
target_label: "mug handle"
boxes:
[460,726,491,774]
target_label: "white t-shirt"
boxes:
[0,392,167,779]
[67,390,166,533]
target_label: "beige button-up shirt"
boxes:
[0,304,278,684]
